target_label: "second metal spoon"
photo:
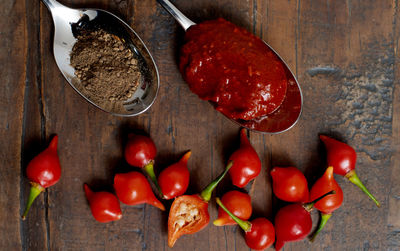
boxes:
[157,0,303,134]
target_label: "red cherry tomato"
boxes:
[213,190,252,226]
[84,184,122,223]
[22,135,61,220]
[228,128,261,188]
[245,218,275,250]
[274,190,335,250]
[216,198,275,250]
[124,133,157,168]
[158,151,191,200]
[309,166,343,241]
[114,171,165,211]
[26,135,61,188]
[271,166,309,202]
[124,133,162,195]
[274,203,312,251]
[320,135,380,207]
[310,166,343,214]
[319,135,356,176]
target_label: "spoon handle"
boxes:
[156,0,196,31]
[41,0,66,11]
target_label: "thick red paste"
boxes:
[179,18,288,121]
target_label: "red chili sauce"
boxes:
[179,18,288,121]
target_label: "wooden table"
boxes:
[1,0,399,250]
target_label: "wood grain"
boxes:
[387,0,400,249]
[0,0,49,250]
[0,0,399,250]
[0,0,26,248]
[294,1,396,250]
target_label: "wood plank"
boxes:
[40,0,150,250]
[250,0,300,220]
[137,1,254,250]
[266,0,396,250]
[129,2,172,250]
[260,1,313,250]
[0,0,49,250]
[161,1,271,250]
[0,0,25,247]
[21,0,52,250]
[387,0,400,248]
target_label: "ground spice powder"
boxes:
[70,29,141,110]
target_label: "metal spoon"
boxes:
[157,0,303,134]
[41,0,159,116]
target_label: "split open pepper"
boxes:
[168,161,233,247]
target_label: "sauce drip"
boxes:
[180,18,288,121]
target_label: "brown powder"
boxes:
[70,29,141,110]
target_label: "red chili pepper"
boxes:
[22,135,61,220]
[228,128,261,188]
[274,191,335,251]
[215,197,275,250]
[168,161,233,247]
[320,135,380,207]
[84,184,122,223]
[309,166,343,241]
[158,151,191,200]
[114,171,165,211]
[124,133,162,194]
[213,190,252,226]
[271,166,309,202]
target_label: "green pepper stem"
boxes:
[144,161,163,197]
[200,161,233,202]
[22,182,44,220]
[304,190,336,211]
[347,170,380,207]
[309,213,332,242]
[215,197,252,231]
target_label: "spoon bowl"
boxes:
[42,0,159,116]
[157,0,303,134]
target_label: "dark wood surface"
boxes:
[1,0,399,250]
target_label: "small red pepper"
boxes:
[114,171,165,211]
[213,190,252,226]
[274,190,335,251]
[228,128,261,188]
[271,166,309,202]
[158,151,191,200]
[320,135,380,207]
[124,133,162,194]
[84,184,122,223]
[22,135,61,220]
[167,161,233,247]
[309,166,343,241]
[215,198,275,250]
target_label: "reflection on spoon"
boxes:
[41,0,159,116]
[157,0,303,134]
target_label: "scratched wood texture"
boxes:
[0,0,399,250]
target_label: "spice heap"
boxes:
[70,29,141,108]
